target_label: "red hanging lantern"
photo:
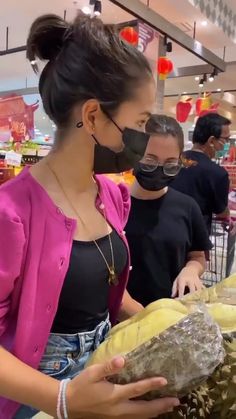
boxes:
[157,57,173,80]
[120,26,138,46]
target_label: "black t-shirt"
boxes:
[172,150,229,233]
[126,188,211,306]
[51,230,127,333]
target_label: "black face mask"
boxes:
[93,128,150,174]
[134,165,174,191]
[76,114,150,174]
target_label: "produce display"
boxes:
[161,274,236,419]
[160,339,236,419]
[87,275,236,417]
[87,301,224,399]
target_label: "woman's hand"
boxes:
[172,267,204,299]
[67,356,179,418]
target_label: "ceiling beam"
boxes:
[169,61,236,78]
[109,0,226,72]
[169,64,214,78]
[0,46,26,56]
[0,87,38,96]
[164,89,236,98]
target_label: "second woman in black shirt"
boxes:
[126,115,211,306]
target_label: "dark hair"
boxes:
[26,13,152,129]
[192,113,231,145]
[145,114,184,152]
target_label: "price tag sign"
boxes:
[5,151,22,167]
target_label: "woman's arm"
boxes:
[0,347,179,418]
[184,251,206,276]
[172,251,205,298]
[118,289,144,321]
[0,346,59,416]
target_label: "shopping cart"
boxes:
[203,218,236,287]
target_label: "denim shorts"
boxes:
[14,316,110,418]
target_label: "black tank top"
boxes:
[51,230,127,333]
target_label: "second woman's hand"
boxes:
[172,268,204,299]
[66,356,180,418]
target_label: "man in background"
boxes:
[172,113,231,235]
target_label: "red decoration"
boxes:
[176,98,192,122]
[199,103,219,117]
[0,94,39,143]
[195,93,220,117]
[157,57,173,80]
[195,93,212,116]
[120,27,138,45]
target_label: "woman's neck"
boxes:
[33,131,96,194]
[130,180,168,200]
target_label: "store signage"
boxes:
[5,151,22,167]
[138,22,155,53]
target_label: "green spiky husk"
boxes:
[160,338,236,419]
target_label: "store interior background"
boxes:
[0,0,236,150]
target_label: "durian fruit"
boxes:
[87,308,186,366]
[217,273,236,289]
[160,339,236,419]
[182,273,236,305]
[208,339,236,419]
[207,303,236,334]
[109,298,188,337]
[143,298,188,315]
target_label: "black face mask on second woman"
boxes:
[134,165,175,191]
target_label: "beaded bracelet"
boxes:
[56,380,63,419]
[57,378,71,419]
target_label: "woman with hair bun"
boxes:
[0,12,179,419]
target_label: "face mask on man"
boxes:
[76,114,150,174]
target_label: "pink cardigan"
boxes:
[0,167,131,418]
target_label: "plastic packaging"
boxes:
[109,307,225,399]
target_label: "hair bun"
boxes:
[26,14,69,70]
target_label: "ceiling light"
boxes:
[201,21,208,26]
[209,68,218,82]
[195,76,200,81]
[182,92,187,94]
[217,88,221,92]
[199,74,207,88]
[200,73,208,86]
[199,79,204,88]
[82,6,91,15]
[94,0,101,16]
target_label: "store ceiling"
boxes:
[0,0,236,135]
